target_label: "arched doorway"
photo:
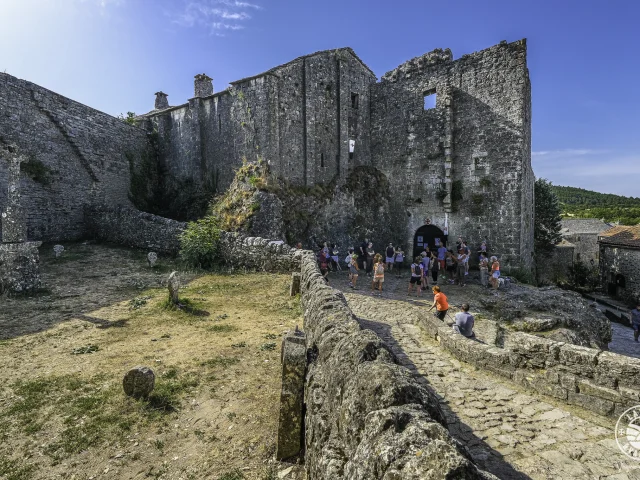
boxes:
[413,225,446,259]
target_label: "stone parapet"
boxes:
[299,253,494,479]
[418,313,640,419]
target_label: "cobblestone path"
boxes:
[330,273,640,479]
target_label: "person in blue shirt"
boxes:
[453,303,475,338]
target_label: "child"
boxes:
[348,254,359,289]
[372,254,385,296]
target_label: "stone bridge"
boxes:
[332,275,640,479]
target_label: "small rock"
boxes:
[278,466,294,479]
[123,366,155,399]
[147,252,158,268]
[53,244,65,257]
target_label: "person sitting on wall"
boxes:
[632,303,640,342]
[452,303,475,338]
[427,285,449,321]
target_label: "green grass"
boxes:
[218,470,245,480]
[0,457,37,480]
[201,356,239,368]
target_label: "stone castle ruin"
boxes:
[0,39,533,270]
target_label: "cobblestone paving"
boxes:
[330,272,640,480]
[609,322,640,359]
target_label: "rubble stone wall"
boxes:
[86,206,301,272]
[371,39,534,269]
[599,244,640,303]
[299,254,494,479]
[0,72,153,242]
[141,48,376,199]
[418,313,640,418]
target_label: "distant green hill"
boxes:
[551,185,640,225]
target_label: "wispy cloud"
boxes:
[173,0,261,35]
[532,148,607,157]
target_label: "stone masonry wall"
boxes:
[417,312,640,418]
[299,254,495,479]
[0,72,153,242]
[86,205,301,272]
[599,244,640,303]
[141,48,377,202]
[371,39,533,268]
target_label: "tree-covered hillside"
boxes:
[552,185,640,225]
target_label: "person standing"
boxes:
[408,257,423,297]
[331,244,341,272]
[366,242,375,277]
[421,252,431,291]
[348,254,359,289]
[394,247,405,278]
[359,238,368,271]
[385,243,395,272]
[318,249,329,282]
[456,249,467,287]
[631,303,640,342]
[437,243,448,273]
[430,251,439,284]
[490,256,500,290]
[372,254,385,296]
[479,253,489,287]
[462,242,471,276]
[453,303,475,338]
[428,286,449,321]
[445,250,456,284]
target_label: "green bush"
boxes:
[179,216,221,269]
[566,260,599,292]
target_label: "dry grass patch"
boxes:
[0,271,301,480]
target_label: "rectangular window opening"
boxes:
[320,153,324,168]
[218,114,221,131]
[351,92,359,109]
[423,89,437,110]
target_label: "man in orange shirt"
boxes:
[428,285,449,321]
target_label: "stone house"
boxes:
[599,225,640,302]
[560,218,611,265]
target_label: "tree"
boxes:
[534,178,562,255]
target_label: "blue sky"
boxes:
[1,0,639,197]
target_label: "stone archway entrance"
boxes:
[413,224,446,259]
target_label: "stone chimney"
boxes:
[154,91,169,110]
[194,74,213,98]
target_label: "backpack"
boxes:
[414,263,423,277]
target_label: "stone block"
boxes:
[559,373,578,392]
[558,344,599,377]
[122,366,155,399]
[531,376,568,400]
[597,351,640,390]
[276,329,306,460]
[567,391,614,417]
[577,379,622,403]
[0,241,42,293]
[290,272,301,297]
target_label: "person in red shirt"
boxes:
[428,285,449,321]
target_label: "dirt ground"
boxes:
[0,243,305,480]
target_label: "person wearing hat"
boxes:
[385,243,395,272]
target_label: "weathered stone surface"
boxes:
[53,244,64,257]
[167,271,180,304]
[300,253,491,479]
[290,272,301,297]
[147,251,158,267]
[276,329,306,460]
[122,366,155,399]
[0,241,42,293]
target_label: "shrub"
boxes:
[179,216,221,269]
[566,260,599,292]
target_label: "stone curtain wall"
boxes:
[418,313,640,418]
[0,72,153,242]
[299,254,495,479]
[370,39,533,268]
[141,48,377,199]
[599,245,640,302]
[86,206,301,272]
[86,206,187,254]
